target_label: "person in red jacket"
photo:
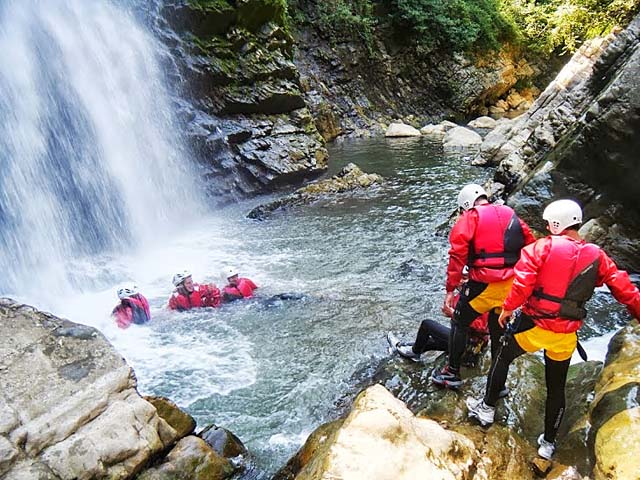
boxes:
[466,199,640,460]
[221,266,258,302]
[432,183,536,389]
[168,270,221,311]
[112,284,151,329]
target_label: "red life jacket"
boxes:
[168,284,221,311]
[222,278,257,302]
[112,294,151,329]
[468,204,525,269]
[523,236,601,332]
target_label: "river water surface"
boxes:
[50,138,627,478]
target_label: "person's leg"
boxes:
[484,335,526,406]
[448,293,483,370]
[488,308,502,361]
[543,355,571,443]
[413,319,450,354]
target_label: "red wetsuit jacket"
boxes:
[112,294,151,329]
[168,283,221,311]
[222,278,258,302]
[504,235,640,333]
[446,203,536,292]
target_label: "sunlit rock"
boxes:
[385,122,421,137]
[443,126,483,150]
[468,116,497,129]
[292,384,478,480]
[0,299,180,479]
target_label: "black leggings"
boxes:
[483,319,571,442]
[448,280,504,370]
[413,319,450,353]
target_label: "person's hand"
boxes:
[443,292,455,317]
[498,308,513,328]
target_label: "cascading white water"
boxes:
[0,0,204,308]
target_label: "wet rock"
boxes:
[145,396,196,440]
[272,420,343,480]
[199,424,248,458]
[247,163,383,219]
[158,1,327,198]
[137,436,235,480]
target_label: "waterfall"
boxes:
[0,0,204,306]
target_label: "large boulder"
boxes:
[0,299,180,479]
[384,122,421,137]
[589,323,640,479]
[286,384,479,480]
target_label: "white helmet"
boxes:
[457,184,488,211]
[543,199,582,235]
[172,270,192,287]
[222,266,239,281]
[117,283,138,300]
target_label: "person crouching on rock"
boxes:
[466,199,640,460]
[221,266,258,302]
[168,270,221,311]
[388,267,491,369]
[112,284,151,329]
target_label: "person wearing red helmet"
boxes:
[432,183,536,389]
[466,199,640,460]
[112,283,151,329]
[220,266,258,302]
[168,270,221,311]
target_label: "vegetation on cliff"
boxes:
[286,0,640,55]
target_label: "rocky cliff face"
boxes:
[157,0,328,199]
[476,14,640,271]
[0,299,238,480]
[154,0,543,198]
[292,8,537,141]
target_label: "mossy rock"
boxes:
[236,0,287,32]
[185,0,237,36]
[145,396,197,439]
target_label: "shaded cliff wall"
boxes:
[157,0,328,199]
[479,14,640,271]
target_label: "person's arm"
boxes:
[237,278,257,298]
[446,212,476,293]
[598,251,640,319]
[519,217,538,245]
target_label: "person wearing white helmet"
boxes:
[168,270,221,311]
[221,266,258,302]
[111,283,150,329]
[467,198,640,461]
[432,183,536,389]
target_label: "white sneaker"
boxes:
[537,434,556,460]
[396,344,421,361]
[466,397,495,427]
